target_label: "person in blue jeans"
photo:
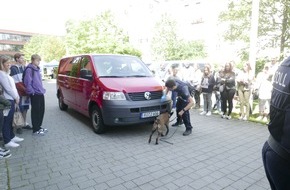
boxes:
[0,84,12,158]
[165,79,194,136]
[262,56,290,190]
[0,55,24,148]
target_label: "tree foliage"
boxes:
[65,11,141,57]
[219,0,290,60]
[23,35,66,62]
[151,14,206,61]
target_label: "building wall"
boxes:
[0,29,36,57]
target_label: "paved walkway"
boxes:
[0,81,271,190]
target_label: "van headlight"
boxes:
[103,92,126,100]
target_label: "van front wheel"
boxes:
[58,93,68,111]
[91,106,106,134]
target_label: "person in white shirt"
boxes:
[254,65,272,122]
[0,55,24,148]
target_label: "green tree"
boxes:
[151,14,206,61]
[23,35,66,62]
[65,11,141,57]
[219,0,290,61]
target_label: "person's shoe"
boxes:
[11,136,24,143]
[200,111,207,115]
[33,130,45,136]
[40,128,48,133]
[183,129,192,136]
[23,125,33,130]
[243,116,248,121]
[0,147,10,155]
[226,115,232,120]
[221,114,226,119]
[206,111,211,116]
[172,122,181,127]
[0,153,11,159]
[16,128,23,134]
[5,141,19,148]
[262,117,268,122]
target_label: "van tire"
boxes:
[91,105,106,134]
[58,93,68,111]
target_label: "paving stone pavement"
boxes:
[0,81,271,190]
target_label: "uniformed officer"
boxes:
[262,56,290,190]
[165,79,194,136]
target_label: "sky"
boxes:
[0,0,134,35]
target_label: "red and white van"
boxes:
[56,54,171,133]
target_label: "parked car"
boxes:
[56,54,171,134]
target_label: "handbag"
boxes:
[253,89,259,100]
[12,105,25,129]
[16,82,27,96]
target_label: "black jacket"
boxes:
[268,56,290,151]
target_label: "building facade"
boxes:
[0,29,36,57]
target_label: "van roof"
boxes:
[60,54,137,60]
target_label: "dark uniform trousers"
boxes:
[176,97,192,131]
[262,141,290,190]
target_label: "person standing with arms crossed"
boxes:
[23,54,48,135]
[165,79,194,136]
[262,56,290,190]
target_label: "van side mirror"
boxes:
[80,69,93,80]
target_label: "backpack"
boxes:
[16,67,34,96]
[22,67,34,83]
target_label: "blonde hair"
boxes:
[0,55,10,71]
[31,54,41,62]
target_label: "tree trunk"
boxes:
[279,2,289,61]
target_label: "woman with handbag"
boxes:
[10,53,32,134]
[0,55,24,148]
[0,84,12,158]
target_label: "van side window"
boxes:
[58,58,72,75]
[80,56,93,79]
[70,57,82,77]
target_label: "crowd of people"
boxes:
[0,53,47,159]
[159,58,280,126]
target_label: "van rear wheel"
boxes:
[91,105,106,134]
[58,93,68,111]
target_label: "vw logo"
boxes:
[144,92,151,100]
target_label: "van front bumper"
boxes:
[101,99,171,126]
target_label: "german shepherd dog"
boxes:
[148,111,173,145]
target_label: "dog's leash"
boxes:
[160,115,179,145]
[169,115,177,123]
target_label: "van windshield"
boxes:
[93,55,153,77]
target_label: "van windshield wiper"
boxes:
[99,76,121,78]
[128,75,148,77]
